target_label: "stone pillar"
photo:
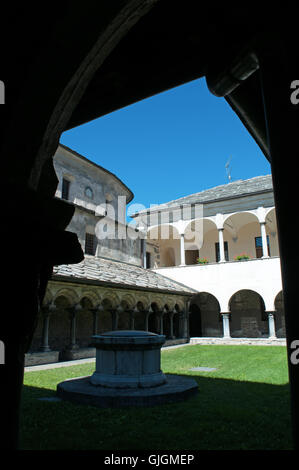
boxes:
[111,307,120,331]
[180,311,189,338]
[130,308,137,330]
[67,304,81,350]
[179,233,186,266]
[91,305,104,335]
[40,304,55,352]
[260,221,269,258]
[159,312,164,335]
[92,309,99,335]
[144,311,150,331]
[146,306,155,332]
[169,312,174,339]
[267,311,276,338]
[218,228,226,262]
[221,313,231,338]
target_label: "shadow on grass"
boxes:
[20,371,293,450]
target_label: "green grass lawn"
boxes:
[20,344,293,450]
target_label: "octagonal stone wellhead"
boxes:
[90,330,167,389]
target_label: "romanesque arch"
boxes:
[229,289,268,338]
[76,296,94,348]
[223,212,260,260]
[148,224,180,267]
[189,292,222,337]
[148,302,161,334]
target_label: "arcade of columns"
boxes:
[36,280,192,355]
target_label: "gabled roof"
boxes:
[132,174,273,216]
[52,256,196,296]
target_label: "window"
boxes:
[146,252,151,269]
[85,232,96,255]
[255,236,270,258]
[62,178,70,200]
[85,186,93,199]
[185,249,199,265]
[215,241,229,262]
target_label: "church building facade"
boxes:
[132,175,285,341]
[25,145,196,366]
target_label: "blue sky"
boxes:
[60,77,271,220]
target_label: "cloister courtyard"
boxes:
[21,342,291,450]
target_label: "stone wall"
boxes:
[53,145,143,266]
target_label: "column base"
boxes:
[39,346,51,352]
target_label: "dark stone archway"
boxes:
[189,293,222,337]
[189,303,202,337]
[1,1,299,450]
[229,290,268,338]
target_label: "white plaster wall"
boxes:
[153,257,283,312]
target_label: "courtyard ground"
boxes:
[20,344,292,450]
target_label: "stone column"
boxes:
[221,313,231,338]
[159,312,164,335]
[260,221,269,258]
[146,306,154,332]
[218,228,226,262]
[267,311,276,338]
[169,312,175,339]
[179,233,186,266]
[180,311,189,338]
[144,310,150,331]
[111,305,122,330]
[130,308,136,330]
[92,309,99,335]
[91,305,104,335]
[111,310,118,330]
[67,304,81,350]
[40,304,55,352]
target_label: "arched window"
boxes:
[85,186,94,199]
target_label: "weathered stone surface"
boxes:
[90,330,166,388]
[57,374,198,408]
[60,347,96,362]
[25,351,60,366]
[52,255,196,294]
[135,175,274,214]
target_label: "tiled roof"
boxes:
[52,256,196,295]
[134,175,273,215]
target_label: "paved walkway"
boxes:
[190,337,286,346]
[24,338,286,372]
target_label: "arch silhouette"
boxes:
[229,289,267,338]
[190,292,222,337]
